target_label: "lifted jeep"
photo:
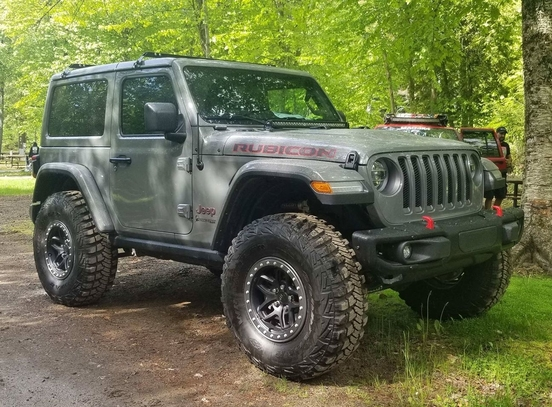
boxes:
[31,53,523,380]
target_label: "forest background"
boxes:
[0,0,524,170]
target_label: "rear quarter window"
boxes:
[48,80,108,137]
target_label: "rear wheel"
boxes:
[399,251,512,319]
[221,213,367,380]
[33,191,118,306]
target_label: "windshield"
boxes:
[182,66,343,126]
[461,130,501,157]
[377,126,459,140]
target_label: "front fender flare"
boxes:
[212,159,374,252]
[31,163,115,232]
[228,159,374,205]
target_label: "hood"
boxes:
[220,128,472,165]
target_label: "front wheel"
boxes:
[33,191,118,306]
[399,251,512,319]
[221,213,367,380]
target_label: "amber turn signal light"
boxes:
[310,181,333,194]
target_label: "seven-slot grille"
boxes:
[398,153,473,211]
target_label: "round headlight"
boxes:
[467,154,478,177]
[371,159,388,190]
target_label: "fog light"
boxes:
[402,244,412,260]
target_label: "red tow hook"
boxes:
[492,205,503,217]
[422,215,435,230]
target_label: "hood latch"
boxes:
[344,151,360,170]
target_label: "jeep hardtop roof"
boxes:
[52,52,313,81]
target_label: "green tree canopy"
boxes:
[0,0,522,151]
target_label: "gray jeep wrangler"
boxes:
[31,52,524,380]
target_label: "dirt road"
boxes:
[0,195,402,407]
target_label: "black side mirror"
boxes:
[144,102,187,143]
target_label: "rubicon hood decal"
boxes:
[233,143,337,158]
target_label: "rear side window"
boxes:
[121,75,177,135]
[48,80,108,137]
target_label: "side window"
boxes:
[121,75,177,135]
[48,80,108,137]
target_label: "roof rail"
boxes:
[134,52,195,68]
[61,63,95,78]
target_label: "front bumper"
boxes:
[352,207,523,287]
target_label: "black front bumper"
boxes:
[352,207,524,287]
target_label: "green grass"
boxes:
[256,277,552,407]
[358,276,552,407]
[0,175,35,195]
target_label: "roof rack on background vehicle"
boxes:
[384,113,448,126]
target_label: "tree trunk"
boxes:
[195,0,210,58]
[382,49,396,113]
[512,0,552,274]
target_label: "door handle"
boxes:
[109,156,132,164]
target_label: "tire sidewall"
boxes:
[33,193,84,298]
[223,232,325,368]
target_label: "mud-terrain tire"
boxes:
[399,251,512,320]
[33,191,118,306]
[221,213,367,380]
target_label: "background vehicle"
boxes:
[459,127,507,172]
[30,54,523,381]
[374,113,459,140]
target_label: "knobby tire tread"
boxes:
[222,213,367,380]
[399,251,512,319]
[35,191,117,306]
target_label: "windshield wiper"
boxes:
[203,114,272,128]
[227,114,272,126]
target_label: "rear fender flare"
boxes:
[31,163,114,232]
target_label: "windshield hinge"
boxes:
[177,157,193,173]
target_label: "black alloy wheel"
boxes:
[245,257,308,342]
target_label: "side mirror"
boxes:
[144,102,187,143]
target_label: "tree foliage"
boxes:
[0,0,522,150]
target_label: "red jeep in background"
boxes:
[374,114,507,173]
[374,113,459,140]
[458,128,507,172]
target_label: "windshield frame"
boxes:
[181,64,345,128]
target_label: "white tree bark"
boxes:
[513,0,552,274]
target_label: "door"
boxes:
[110,70,193,236]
